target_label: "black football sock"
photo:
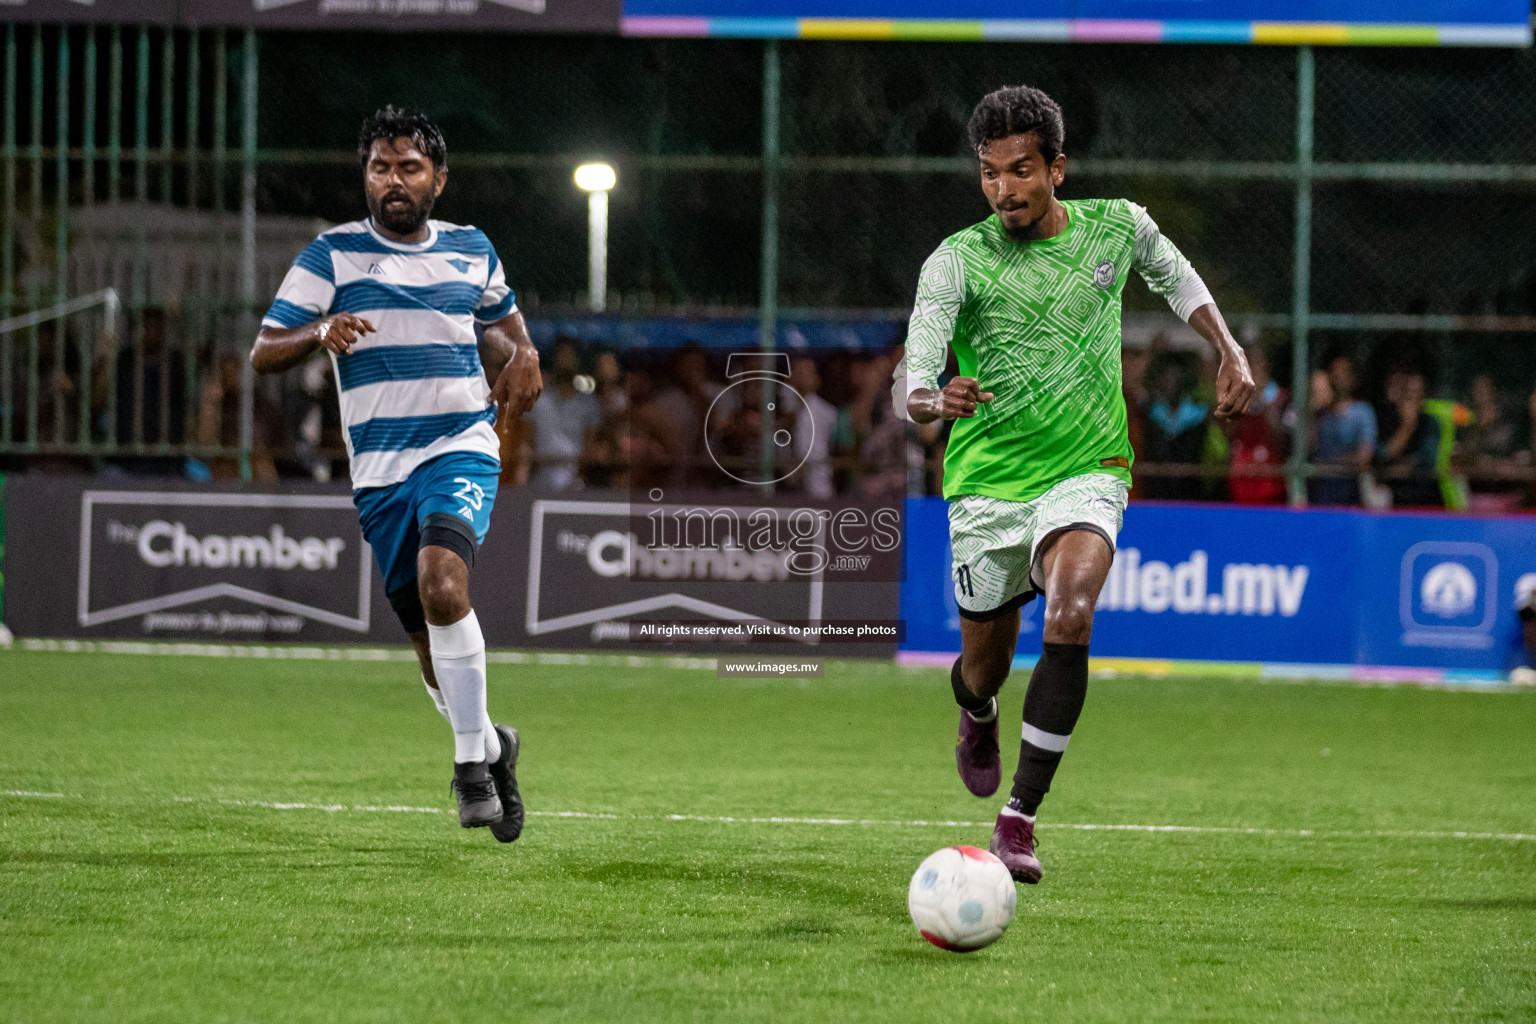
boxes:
[1007,642,1089,816]
[950,656,996,719]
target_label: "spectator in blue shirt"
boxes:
[1309,354,1377,506]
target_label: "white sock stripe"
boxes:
[481,713,502,763]
[422,677,451,721]
[968,697,998,723]
[425,609,484,661]
[1021,722,1071,752]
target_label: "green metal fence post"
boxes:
[104,26,122,448]
[131,25,148,448]
[1287,45,1314,508]
[82,28,94,209]
[79,27,95,446]
[756,38,781,493]
[134,27,148,209]
[26,27,42,449]
[184,30,201,448]
[1,25,14,448]
[52,26,69,445]
[213,29,225,221]
[107,27,120,207]
[157,28,174,443]
[160,29,173,207]
[186,32,199,211]
[213,27,227,361]
[237,28,257,483]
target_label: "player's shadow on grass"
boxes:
[1421,897,1536,911]
[881,947,1004,964]
[569,859,872,910]
[3,848,423,868]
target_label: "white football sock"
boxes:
[482,711,503,764]
[423,674,501,762]
[427,610,491,764]
[422,676,450,721]
[1000,805,1036,823]
[968,697,998,724]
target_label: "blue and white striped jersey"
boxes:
[262,218,516,489]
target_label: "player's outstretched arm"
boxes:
[481,310,542,417]
[250,314,375,375]
[1187,303,1255,420]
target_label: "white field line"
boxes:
[0,792,1498,843]
[636,814,1536,843]
[166,797,444,814]
[13,637,1528,692]
[14,638,717,672]
[1,789,65,798]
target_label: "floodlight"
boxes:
[574,163,617,193]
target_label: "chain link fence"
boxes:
[0,26,1532,505]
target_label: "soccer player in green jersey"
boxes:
[894,85,1255,883]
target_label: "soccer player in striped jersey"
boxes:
[251,107,542,839]
[893,87,1255,882]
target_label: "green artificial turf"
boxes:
[1,648,1534,1023]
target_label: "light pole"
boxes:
[574,162,616,313]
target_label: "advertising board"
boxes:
[3,476,901,657]
[621,0,1532,44]
[6,477,388,644]
[188,0,622,33]
[0,0,621,31]
[1,0,1525,43]
[901,498,1536,676]
[9,477,1532,672]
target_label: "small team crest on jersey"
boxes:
[1092,260,1116,289]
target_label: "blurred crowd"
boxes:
[1121,337,1536,512]
[500,335,940,500]
[0,308,330,484]
[509,333,1536,512]
[6,315,1536,512]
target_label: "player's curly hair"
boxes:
[965,86,1065,162]
[357,105,448,170]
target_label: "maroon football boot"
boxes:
[955,701,1001,797]
[989,810,1043,884]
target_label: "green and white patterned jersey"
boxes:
[895,198,1211,502]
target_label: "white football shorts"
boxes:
[947,472,1129,620]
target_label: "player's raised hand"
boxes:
[491,342,543,417]
[315,314,375,355]
[1212,351,1256,420]
[937,376,994,420]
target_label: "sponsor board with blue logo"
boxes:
[1352,514,1536,672]
[900,498,1536,676]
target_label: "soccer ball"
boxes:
[907,845,1017,952]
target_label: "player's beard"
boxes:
[369,188,435,236]
[997,204,1043,240]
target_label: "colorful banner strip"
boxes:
[620,16,1530,45]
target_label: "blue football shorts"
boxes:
[353,451,501,603]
